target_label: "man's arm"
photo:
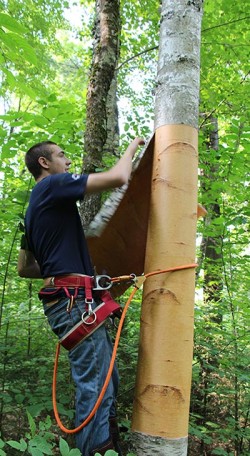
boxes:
[17,249,42,279]
[86,137,145,194]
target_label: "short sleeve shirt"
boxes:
[25,173,94,278]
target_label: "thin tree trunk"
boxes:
[27,282,32,356]
[201,117,223,316]
[196,117,223,453]
[103,77,120,157]
[79,0,120,228]
[0,321,9,432]
[132,1,203,454]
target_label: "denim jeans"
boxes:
[42,289,119,456]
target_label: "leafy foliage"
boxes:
[0,0,249,455]
[0,413,82,455]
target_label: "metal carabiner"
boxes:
[81,302,97,325]
[92,275,112,291]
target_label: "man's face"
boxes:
[47,145,72,174]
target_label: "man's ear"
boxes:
[38,156,50,170]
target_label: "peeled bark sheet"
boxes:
[86,136,154,295]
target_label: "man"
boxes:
[18,137,144,456]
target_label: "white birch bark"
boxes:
[131,1,203,455]
[133,433,188,456]
[155,0,203,129]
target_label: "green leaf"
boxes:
[27,411,36,438]
[17,81,37,100]
[38,416,52,431]
[19,439,27,451]
[9,34,37,66]
[211,449,229,455]
[0,13,26,34]
[59,439,81,456]
[68,449,81,456]
[15,393,25,404]
[29,436,53,455]
[59,437,70,456]
[0,29,37,66]
[6,440,24,450]
[206,421,220,429]
[1,68,16,88]
[27,403,45,417]
[6,439,27,451]
[103,451,118,455]
[30,115,48,128]
[0,449,6,456]
[29,449,43,456]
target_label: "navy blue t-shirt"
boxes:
[25,173,94,278]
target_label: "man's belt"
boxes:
[60,290,122,351]
[45,275,94,288]
[44,274,112,291]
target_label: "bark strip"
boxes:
[132,125,198,440]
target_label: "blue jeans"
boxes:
[43,290,119,456]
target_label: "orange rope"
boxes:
[52,263,197,434]
[145,263,197,279]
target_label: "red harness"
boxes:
[60,290,121,350]
[40,275,121,351]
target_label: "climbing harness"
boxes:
[39,274,122,349]
[60,290,121,351]
[52,263,197,434]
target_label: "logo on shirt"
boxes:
[71,174,81,180]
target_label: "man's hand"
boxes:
[86,137,145,194]
[126,137,145,159]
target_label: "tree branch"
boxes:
[199,70,250,128]
[202,15,250,33]
[116,45,158,71]
[117,16,250,71]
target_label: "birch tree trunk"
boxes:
[132,1,203,454]
[79,0,120,228]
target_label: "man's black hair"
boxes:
[25,140,57,179]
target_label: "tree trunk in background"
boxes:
[196,116,224,454]
[103,77,120,157]
[80,0,120,228]
[132,1,203,454]
[201,117,223,316]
